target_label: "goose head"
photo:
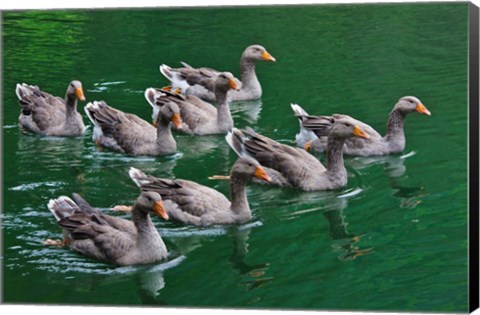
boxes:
[242,45,276,62]
[215,72,241,93]
[394,96,431,116]
[154,101,182,128]
[329,117,370,140]
[66,80,86,102]
[230,157,272,183]
[135,191,169,220]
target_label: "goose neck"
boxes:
[131,206,166,257]
[215,88,228,106]
[229,174,250,216]
[326,136,347,178]
[132,207,155,235]
[385,108,406,142]
[64,95,78,117]
[240,58,259,90]
[156,117,173,138]
[155,117,176,152]
[215,90,233,130]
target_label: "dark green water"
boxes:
[1,3,469,312]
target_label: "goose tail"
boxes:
[47,196,79,221]
[226,128,250,159]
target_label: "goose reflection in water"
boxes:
[162,222,272,292]
[348,151,427,209]
[134,255,186,302]
[15,133,87,189]
[230,99,263,125]
[227,226,273,291]
[16,133,85,172]
[68,255,185,303]
[391,185,426,209]
[385,153,427,209]
[177,133,232,166]
[346,151,414,176]
[322,196,374,261]
[245,175,374,261]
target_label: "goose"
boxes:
[159,44,275,102]
[292,96,431,156]
[145,72,239,135]
[226,119,370,191]
[84,99,181,156]
[46,191,169,266]
[16,80,86,136]
[127,157,271,226]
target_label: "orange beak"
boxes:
[304,141,312,152]
[254,166,272,182]
[353,125,370,139]
[75,87,86,101]
[152,120,158,128]
[262,50,276,62]
[416,103,431,116]
[228,79,239,91]
[152,200,169,220]
[171,113,182,128]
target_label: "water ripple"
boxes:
[9,181,65,192]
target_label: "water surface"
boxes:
[1,3,469,312]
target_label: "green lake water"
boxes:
[1,2,470,312]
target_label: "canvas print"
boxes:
[1,1,478,313]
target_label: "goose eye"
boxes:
[345,123,351,127]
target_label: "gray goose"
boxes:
[292,96,431,156]
[16,80,86,137]
[84,99,181,156]
[46,191,169,266]
[145,72,240,135]
[127,157,272,226]
[159,44,275,102]
[226,120,370,191]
